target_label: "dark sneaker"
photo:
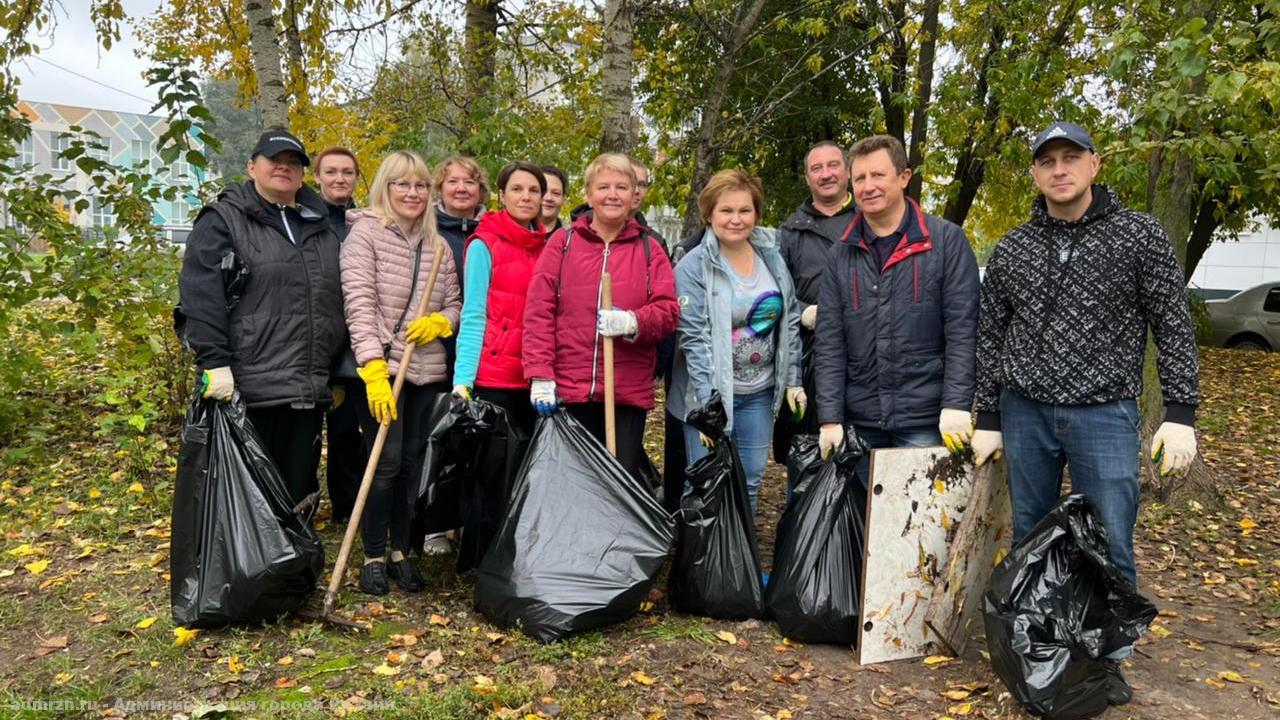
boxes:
[359,560,389,595]
[1105,660,1133,706]
[387,557,425,592]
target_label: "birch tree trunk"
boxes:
[464,0,500,106]
[244,0,288,130]
[599,0,634,154]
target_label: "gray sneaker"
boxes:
[422,532,454,556]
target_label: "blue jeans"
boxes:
[685,390,774,512]
[1001,390,1141,585]
[854,424,943,490]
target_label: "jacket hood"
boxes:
[699,225,777,263]
[435,202,484,228]
[570,212,645,245]
[472,209,546,250]
[784,195,856,228]
[569,202,653,229]
[1031,184,1119,228]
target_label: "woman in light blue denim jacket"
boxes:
[668,169,806,511]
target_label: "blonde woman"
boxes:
[341,150,462,595]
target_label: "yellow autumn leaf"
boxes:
[277,655,294,665]
[227,656,244,673]
[8,543,37,557]
[934,478,945,494]
[127,482,145,494]
[923,655,953,667]
[941,689,972,700]
[994,547,1009,566]
[1233,557,1259,566]
[1218,670,1245,683]
[173,627,200,646]
[949,702,974,715]
[777,711,793,719]
[429,613,451,627]
[24,559,49,575]
[1237,517,1256,532]
[1148,624,1171,638]
[1205,677,1226,689]
[371,662,400,676]
[715,630,737,645]
[631,671,656,685]
[135,616,157,630]
[88,488,102,499]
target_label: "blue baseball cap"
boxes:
[1031,122,1095,159]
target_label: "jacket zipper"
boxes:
[587,243,611,401]
[282,206,316,405]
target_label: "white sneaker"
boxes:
[422,532,454,556]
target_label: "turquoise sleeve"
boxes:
[453,242,492,389]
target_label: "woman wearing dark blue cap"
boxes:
[177,130,347,506]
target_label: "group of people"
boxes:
[178,121,1199,706]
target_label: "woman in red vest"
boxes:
[452,162,548,435]
[522,153,680,477]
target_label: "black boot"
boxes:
[1105,660,1133,706]
[387,556,425,592]
[359,560,389,595]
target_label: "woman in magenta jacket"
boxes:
[522,153,680,477]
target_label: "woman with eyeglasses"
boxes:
[452,161,548,436]
[341,150,461,595]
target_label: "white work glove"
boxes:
[1151,421,1196,476]
[801,304,818,330]
[200,366,234,401]
[819,423,844,460]
[972,430,1003,465]
[530,379,557,417]
[786,386,807,422]
[452,384,472,401]
[597,308,638,338]
[939,408,973,454]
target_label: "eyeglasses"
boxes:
[389,180,430,194]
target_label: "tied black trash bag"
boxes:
[669,394,766,619]
[765,431,868,644]
[983,494,1158,720]
[413,395,528,573]
[170,396,324,628]
[474,411,675,642]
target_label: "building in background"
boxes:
[1191,221,1280,299]
[3,100,207,245]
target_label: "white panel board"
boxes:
[857,447,981,665]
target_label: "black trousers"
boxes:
[325,378,366,522]
[245,406,325,509]
[355,381,448,558]
[475,386,537,439]
[564,403,648,481]
[662,408,687,513]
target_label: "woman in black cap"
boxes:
[177,130,347,506]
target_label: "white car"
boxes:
[1205,282,1280,351]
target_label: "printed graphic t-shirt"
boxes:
[730,256,782,395]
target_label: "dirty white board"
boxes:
[857,446,989,664]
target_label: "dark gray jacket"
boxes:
[814,197,980,429]
[178,181,345,408]
[779,196,856,308]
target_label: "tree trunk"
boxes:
[283,0,308,111]
[244,0,288,131]
[905,0,940,200]
[599,0,634,154]
[941,25,1003,226]
[868,0,908,143]
[464,0,501,108]
[679,0,770,236]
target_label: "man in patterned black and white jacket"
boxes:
[971,121,1199,706]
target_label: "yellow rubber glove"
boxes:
[357,359,397,425]
[972,430,1003,465]
[200,366,234,401]
[699,432,715,448]
[406,313,453,346]
[786,386,807,422]
[939,408,973,454]
[452,384,472,401]
[819,423,844,460]
[1151,422,1196,476]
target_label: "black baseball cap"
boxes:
[1031,122,1095,159]
[251,130,309,165]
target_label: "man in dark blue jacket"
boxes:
[813,135,980,477]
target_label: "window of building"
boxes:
[131,139,152,170]
[89,194,114,228]
[51,132,72,171]
[171,197,189,223]
[13,135,34,166]
[87,136,111,163]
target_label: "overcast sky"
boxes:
[13,0,163,116]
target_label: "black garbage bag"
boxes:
[983,494,1158,720]
[764,430,868,644]
[668,394,765,619]
[170,396,325,628]
[412,396,528,573]
[474,411,675,642]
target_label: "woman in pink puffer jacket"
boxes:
[340,150,461,596]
